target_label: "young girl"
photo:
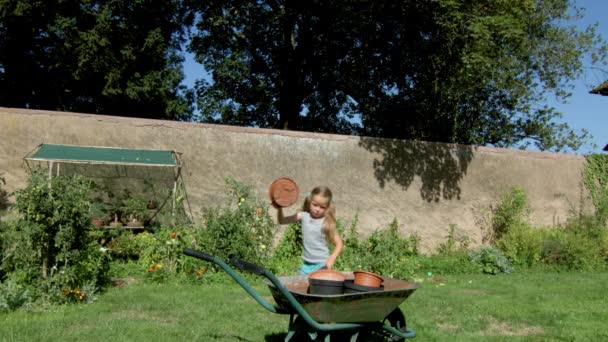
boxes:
[276,186,343,275]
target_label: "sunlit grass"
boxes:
[1,272,607,341]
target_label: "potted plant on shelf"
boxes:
[107,194,124,228]
[122,198,148,227]
[89,201,108,228]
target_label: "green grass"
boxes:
[1,272,608,341]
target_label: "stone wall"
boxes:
[0,107,590,250]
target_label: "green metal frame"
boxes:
[23,143,192,220]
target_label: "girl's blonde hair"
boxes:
[303,186,337,244]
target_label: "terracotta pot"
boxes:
[127,220,143,227]
[109,220,123,228]
[353,270,383,288]
[269,178,299,207]
[91,218,105,228]
[343,279,384,294]
[308,269,346,282]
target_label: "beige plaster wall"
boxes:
[0,107,590,250]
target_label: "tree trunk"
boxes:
[277,4,303,130]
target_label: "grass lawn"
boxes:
[1,272,607,341]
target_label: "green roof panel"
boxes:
[28,144,176,166]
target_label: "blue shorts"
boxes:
[299,261,326,275]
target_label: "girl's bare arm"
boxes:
[277,207,299,224]
[326,233,343,269]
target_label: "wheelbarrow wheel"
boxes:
[383,308,408,342]
[356,308,408,342]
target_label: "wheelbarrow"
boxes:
[183,248,419,341]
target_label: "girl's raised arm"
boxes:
[277,207,300,224]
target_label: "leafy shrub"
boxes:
[1,169,110,306]
[540,228,604,270]
[336,218,421,279]
[267,223,302,275]
[363,219,420,274]
[0,279,30,312]
[496,223,543,268]
[0,173,8,212]
[436,224,471,255]
[583,154,608,225]
[197,178,275,266]
[488,187,530,242]
[469,246,513,274]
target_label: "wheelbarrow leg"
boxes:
[285,314,297,342]
[285,314,321,341]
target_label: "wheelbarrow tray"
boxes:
[265,272,419,323]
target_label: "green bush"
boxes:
[197,177,275,266]
[496,223,543,268]
[336,218,421,279]
[267,223,302,275]
[1,169,110,306]
[0,279,30,312]
[0,173,8,212]
[436,224,471,255]
[489,186,530,242]
[540,228,604,270]
[469,246,513,274]
[583,154,608,225]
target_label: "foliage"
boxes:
[0,279,30,313]
[482,186,530,243]
[335,218,421,279]
[196,177,275,266]
[436,224,471,255]
[189,0,605,151]
[0,0,193,120]
[89,200,108,220]
[0,173,8,212]
[359,219,420,275]
[496,224,543,268]
[540,227,604,271]
[1,169,111,307]
[267,223,302,275]
[583,154,608,225]
[468,246,513,274]
[122,198,148,222]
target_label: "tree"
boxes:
[0,0,193,120]
[189,0,607,151]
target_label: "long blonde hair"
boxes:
[303,186,337,244]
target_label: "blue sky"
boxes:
[549,0,608,154]
[182,0,607,155]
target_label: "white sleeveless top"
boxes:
[300,212,329,264]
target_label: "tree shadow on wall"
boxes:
[358,137,475,202]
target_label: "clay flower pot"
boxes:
[308,269,346,282]
[91,218,105,228]
[269,178,299,207]
[308,269,346,295]
[353,270,383,288]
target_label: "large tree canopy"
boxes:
[190,0,607,151]
[0,0,193,120]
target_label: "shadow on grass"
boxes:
[358,137,475,202]
[265,332,287,341]
[207,333,254,341]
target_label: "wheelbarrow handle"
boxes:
[183,248,215,262]
[230,257,266,276]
